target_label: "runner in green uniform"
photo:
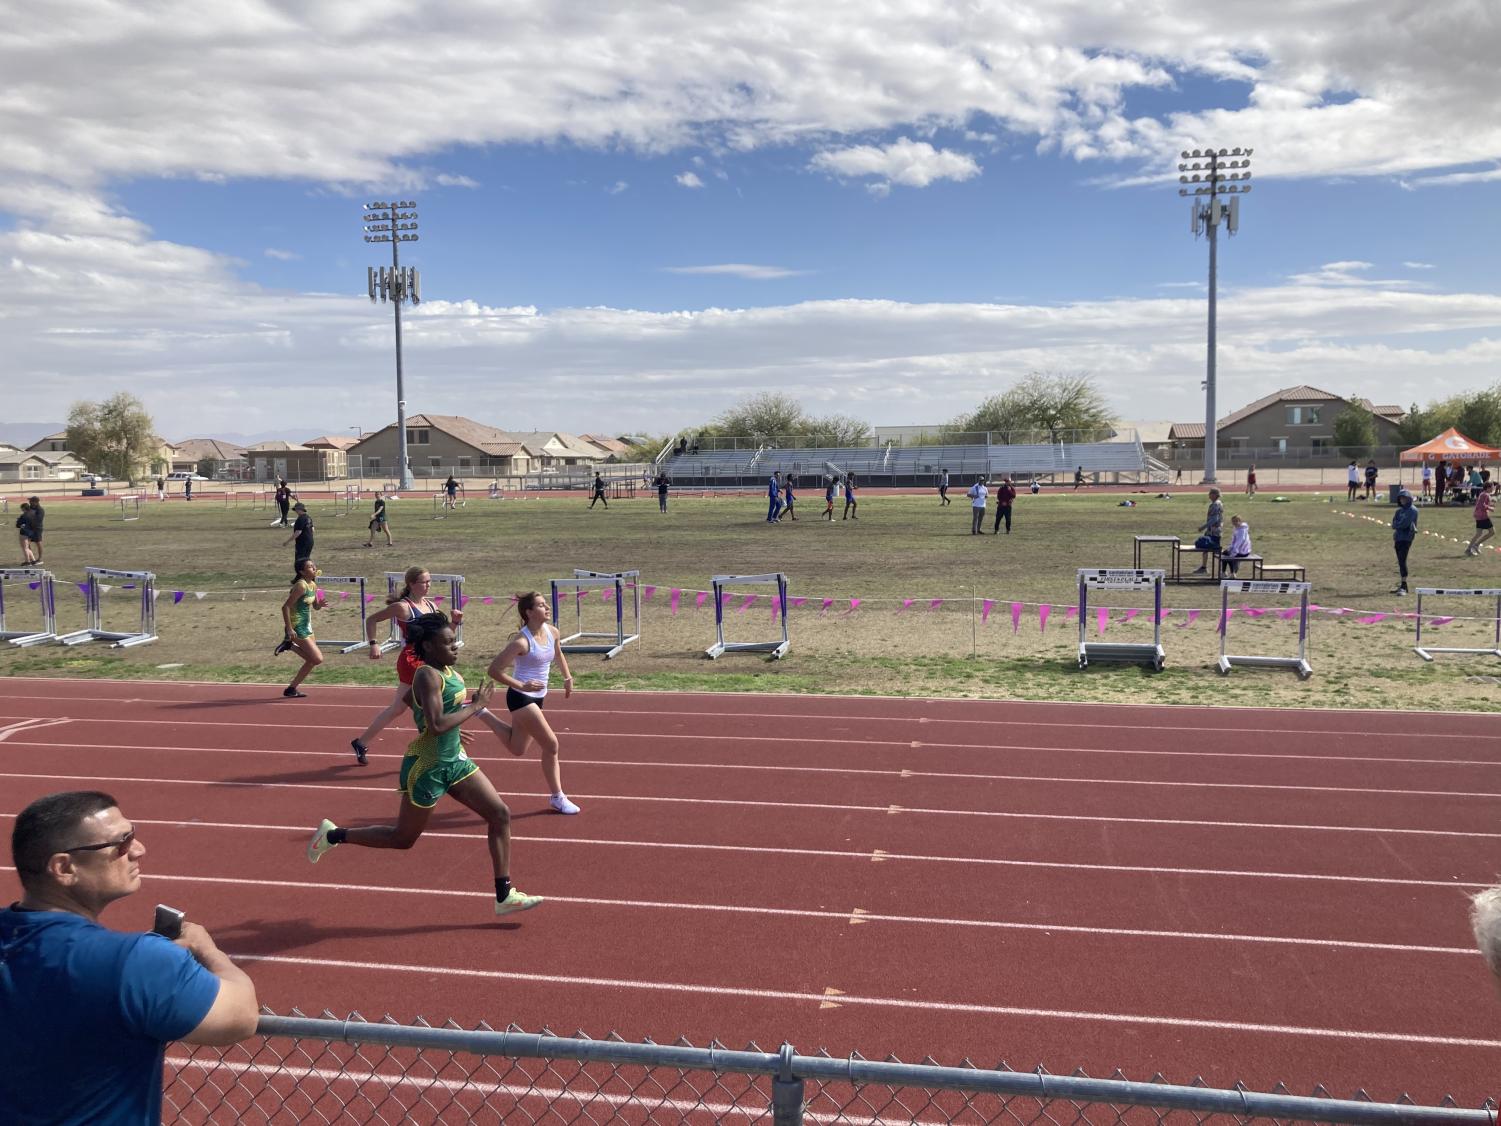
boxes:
[306,612,543,917]
[277,558,324,698]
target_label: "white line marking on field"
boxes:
[227,952,1501,1050]
[2,769,1494,838]
[29,868,1466,957]
[0,818,1481,890]
[0,717,69,742]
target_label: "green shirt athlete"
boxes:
[400,664,478,808]
[289,579,317,638]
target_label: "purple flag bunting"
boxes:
[172,590,184,604]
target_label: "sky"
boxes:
[4,1,1501,442]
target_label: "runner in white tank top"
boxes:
[487,592,580,815]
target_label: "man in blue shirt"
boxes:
[766,471,783,523]
[1,791,259,1124]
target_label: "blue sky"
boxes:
[5,2,1501,440]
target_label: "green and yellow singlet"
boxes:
[289,579,317,638]
[408,665,466,764]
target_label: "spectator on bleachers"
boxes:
[993,477,1016,534]
[967,477,988,535]
[1191,488,1223,574]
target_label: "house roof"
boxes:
[302,435,359,450]
[0,451,46,466]
[352,415,596,459]
[246,441,311,453]
[1171,386,1408,438]
[1168,423,1206,440]
[174,438,248,461]
[31,451,85,465]
[26,432,68,450]
[580,434,630,454]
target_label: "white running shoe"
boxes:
[550,793,581,815]
[307,818,338,864]
[495,888,543,915]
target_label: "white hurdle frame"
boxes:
[377,572,467,652]
[550,569,640,659]
[1414,588,1501,661]
[312,575,371,654]
[1217,579,1313,679]
[705,573,789,660]
[330,485,360,517]
[57,567,158,648]
[0,567,58,647]
[118,495,143,521]
[1076,569,1165,671]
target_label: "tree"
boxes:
[948,371,1112,443]
[66,393,157,482]
[702,393,809,442]
[802,413,872,448]
[1455,387,1501,447]
[1332,398,1376,457]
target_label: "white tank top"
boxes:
[514,623,555,698]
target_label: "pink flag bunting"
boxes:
[1010,602,1022,632]
[791,597,807,608]
[1278,607,1299,620]
[1064,606,1078,622]
[848,597,861,613]
[899,598,914,613]
[365,594,378,603]
[1429,616,1454,626]
[338,591,350,601]
[929,598,943,611]
[1096,606,1109,635]
[1122,608,1141,624]
[643,585,656,601]
[1242,606,1266,618]
[603,586,615,601]
[1217,608,1235,634]
[738,594,757,612]
[1038,604,1051,632]
[821,598,834,614]
[981,598,994,623]
[696,591,708,609]
[482,596,495,605]
[670,589,682,614]
[459,595,470,609]
[1357,613,1388,624]
[1176,609,1201,628]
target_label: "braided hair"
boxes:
[404,610,452,663]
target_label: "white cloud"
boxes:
[663,264,809,279]
[606,180,630,194]
[810,138,981,190]
[1285,261,1426,289]
[434,173,480,189]
[1404,261,1436,270]
[264,248,301,261]
[675,171,705,189]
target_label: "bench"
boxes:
[1256,563,1306,583]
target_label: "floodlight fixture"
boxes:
[361,197,423,489]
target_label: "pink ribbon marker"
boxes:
[1010,602,1022,632]
[1096,606,1108,635]
[981,599,994,623]
[1038,604,1051,632]
[670,589,682,614]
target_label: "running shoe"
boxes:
[307,819,338,863]
[549,793,581,815]
[283,687,307,698]
[494,888,543,915]
[351,739,369,765]
[273,637,292,656]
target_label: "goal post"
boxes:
[705,572,789,660]
[1216,579,1313,679]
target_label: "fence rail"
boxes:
[162,1011,1496,1125]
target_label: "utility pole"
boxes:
[1179,148,1252,484]
[363,201,421,490]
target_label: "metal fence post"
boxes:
[772,1041,805,1125]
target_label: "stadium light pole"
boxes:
[1179,147,1252,485]
[363,200,422,490]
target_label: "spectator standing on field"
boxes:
[183,476,193,502]
[15,501,36,565]
[364,494,392,547]
[766,471,782,523]
[1245,465,1257,497]
[653,472,669,514]
[938,469,950,505]
[823,476,836,521]
[782,474,797,521]
[1391,489,1418,595]
[1421,462,1433,500]
[993,477,1016,534]
[0,791,259,1124]
[967,477,988,535]
[842,473,859,520]
[1467,483,1496,556]
[1347,460,1359,502]
[23,496,44,564]
[589,472,608,510]
[282,501,314,563]
[156,476,166,502]
[1435,459,1448,506]
[1191,488,1224,574]
[275,480,292,526]
[1364,459,1378,500]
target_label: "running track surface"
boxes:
[1,677,1497,1107]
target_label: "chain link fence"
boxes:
[163,1011,1497,1125]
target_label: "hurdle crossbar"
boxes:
[550,569,640,659]
[311,575,371,654]
[118,495,143,522]
[330,485,359,517]
[1076,569,1165,671]
[57,567,158,648]
[1414,588,1501,661]
[0,568,58,647]
[377,572,466,652]
[705,572,789,660]
[1217,579,1313,679]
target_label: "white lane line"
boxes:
[0,717,69,742]
[0,816,1481,890]
[1,717,1497,770]
[229,952,1501,1050]
[1,692,1498,741]
[97,870,1475,957]
[3,769,1495,838]
[6,739,1501,801]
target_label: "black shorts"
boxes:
[1478,519,1494,531]
[506,687,544,712]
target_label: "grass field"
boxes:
[3,487,1500,710]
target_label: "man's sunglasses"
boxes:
[61,831,135,858]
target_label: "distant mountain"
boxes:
[0,422,64,448]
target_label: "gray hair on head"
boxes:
[1471,885,1501,976]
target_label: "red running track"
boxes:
[1,677,1497,1107]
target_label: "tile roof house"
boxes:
[1169,386,1406,454]
[348,415,609,477]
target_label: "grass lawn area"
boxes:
[3,487,1499,711]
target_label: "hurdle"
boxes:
[1076,569,1165,671]
[330,485,358,517]
[705,572,789,660]
[0,567,58,647]
[311,574,372,654]
[117,495,143,522]
[245,488,268,511]
[1216,579,1313,679]
[1414,588,1501,662]
[549,569,640,659]
[432,488,466,519]
[57,567,158,648]
[377,571,467,652]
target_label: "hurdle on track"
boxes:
[57,567,158,648]
[550,569,640,659]
[1216,579,1313,679]
[1076,569,1165,671]
[432,489,466,519]
[117,495,143,521]
[245,489,268,511]
[311,575,372,654]
[1414,588,1501,661]
[705,572,789,660]
[329,486,358,517]
[377,572,466,652]
[0,568,58,647]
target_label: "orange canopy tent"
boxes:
[1399,427,1500,463]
